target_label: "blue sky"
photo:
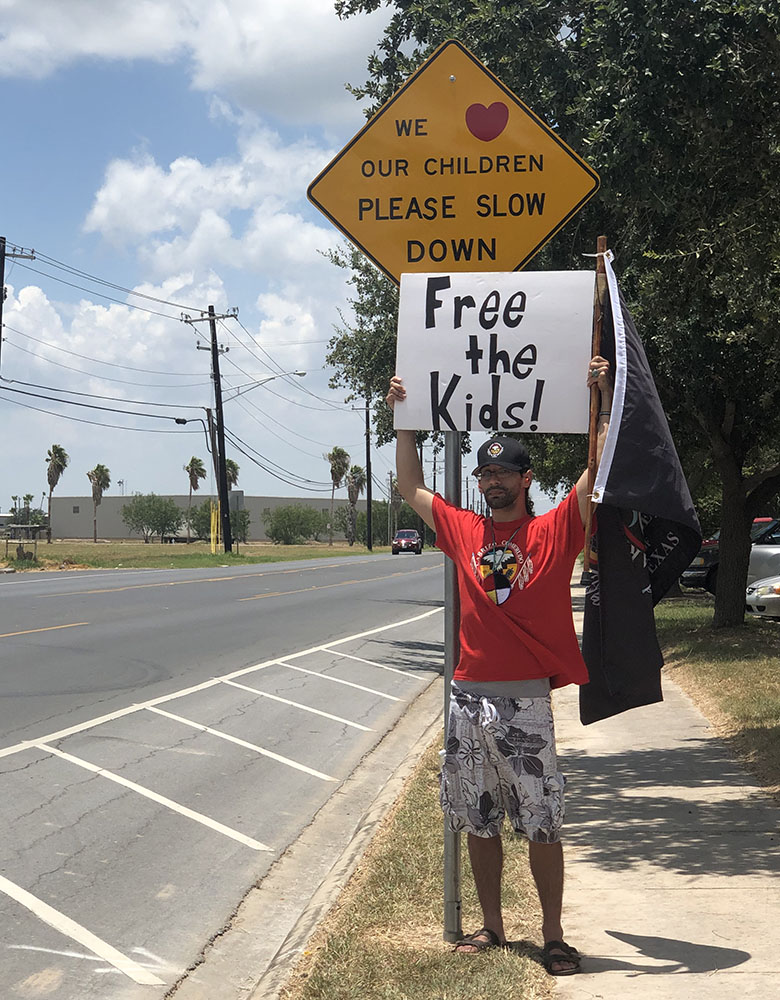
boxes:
[1,0,408,510]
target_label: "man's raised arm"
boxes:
[386,376,436,531]
[575,355,614,526]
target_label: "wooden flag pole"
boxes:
[582,235,608,577]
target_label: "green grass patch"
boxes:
[4,557,40,571]
[1,540,386,571]
[282,742,553,1000]
[657,594,780,795]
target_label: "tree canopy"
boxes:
[122,493,184,543]
[264,504,324,545]
[332,0,780,625]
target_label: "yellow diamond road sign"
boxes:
[308,39,600,284]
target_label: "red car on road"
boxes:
[392,529,423,554]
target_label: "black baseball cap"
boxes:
[472,437,532,476]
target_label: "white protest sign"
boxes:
[394,271,594,434]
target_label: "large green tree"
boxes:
[86,464,111,543]
[264,504,324,545]
[45,444,69,543]
[122,494,184,543]
[333,0,780,626]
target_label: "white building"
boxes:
[50,492,367,541]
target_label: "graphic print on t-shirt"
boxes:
[473,541,533,605]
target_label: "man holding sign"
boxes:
[386,356,612,975]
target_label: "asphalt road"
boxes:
[0,552,445,998]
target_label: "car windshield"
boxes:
[752,519,779,541]
[396,531,417,538]
[706,519,778,544]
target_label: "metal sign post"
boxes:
[442,430,462,941]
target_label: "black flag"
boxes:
[580,254,701,725]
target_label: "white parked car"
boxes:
[745,575,780,619]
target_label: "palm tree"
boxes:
[184,456,207,541]
[326,446,350,546]
[345,465,367,546]
[86,464,111,542]
[225,459,239,490]
[45,444,70,543]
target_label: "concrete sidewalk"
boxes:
[182,579,778,999]
[554,580,779,998]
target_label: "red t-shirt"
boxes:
[433,489,589,689]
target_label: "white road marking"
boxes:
[7,945,104,961]
[278,607,442,661]
[0,875,165,986]
[330,649,429,679]
[222,680,373,731]
[146,706,337,781]
[0,607,441,761]
[270,661,402,701]
[34,744,270,851]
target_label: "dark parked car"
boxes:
[392,529,423,554]
[682,517,780,594]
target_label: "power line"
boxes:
[223,426,333,490]
[3,338,210,387]
[12,261,189,323]
[0,391,199,434]
[231,316,350,410]
[224,442,329,493]
[26,248,204,312]
[219,358,361,450]
[228,392,361,458]
[3,325,204,376]
[0,382,197,423]
[1,376,206,410]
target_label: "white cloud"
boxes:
[84,124,330,241]
[4,274,225,379]
[0,1,187,76]
[84,119,343,293]
[0,0,387,127]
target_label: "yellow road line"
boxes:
[238,565,436,601]
[40,560,380,598]
[0,622,89,639]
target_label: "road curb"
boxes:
[166,674,445,1000]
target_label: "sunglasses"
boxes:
[475,467,526,483]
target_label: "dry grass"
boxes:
[282,741,553,1000]
[657,594,780,799]
[0,538,381,572]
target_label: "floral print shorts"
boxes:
[440,686,566,843]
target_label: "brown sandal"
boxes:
[453,927,505,953]
[541,939,581,975]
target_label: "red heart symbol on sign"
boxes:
[465,102,509,141]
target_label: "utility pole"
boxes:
[388,470,393,541]
[184,305,237,553]
[0,238,36,374]
[351,397,373,551]
[365,399,373,551]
